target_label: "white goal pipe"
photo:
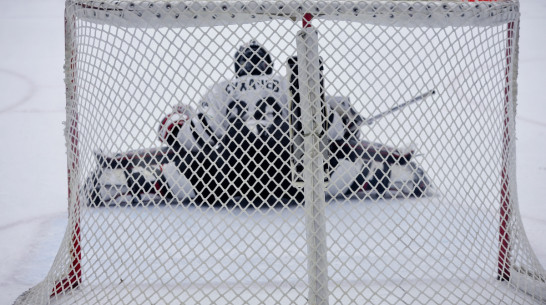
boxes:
[297,16,330,305]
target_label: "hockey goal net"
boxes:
[15,0,546,304]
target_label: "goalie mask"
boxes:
[234,41,273,77]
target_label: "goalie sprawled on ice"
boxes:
[85,41,431,207]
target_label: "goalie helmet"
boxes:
[234,41,273,77]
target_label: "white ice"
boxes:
[0,0,545,304]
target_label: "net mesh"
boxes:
[15,0,546,304]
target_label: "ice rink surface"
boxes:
[0,0,545,304]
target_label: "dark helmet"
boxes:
[234,41,273,77]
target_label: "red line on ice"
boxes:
[0,68,36,113]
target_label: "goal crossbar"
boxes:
[70,0,519,28]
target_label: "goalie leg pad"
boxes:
[162,162,195,200]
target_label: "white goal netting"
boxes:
[15,0,546,304]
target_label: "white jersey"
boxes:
[173,74,346,151]
[198,74,289,137]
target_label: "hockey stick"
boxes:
[362,89,436,125]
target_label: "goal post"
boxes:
[498,18,516,283]
[15,0,546,304]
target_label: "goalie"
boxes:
[86,41,430,207]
